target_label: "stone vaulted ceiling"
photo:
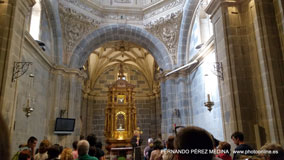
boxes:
[86,41,158,90]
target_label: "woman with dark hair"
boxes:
[149,139,164,160]
[162,136,176,160]
[47,144,61,160]
[217,142,232,160]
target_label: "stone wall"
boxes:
[160,52,224,141]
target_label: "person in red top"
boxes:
[217,142,232,160]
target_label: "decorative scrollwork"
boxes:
[12,62,33,82]
[145,11,182,64]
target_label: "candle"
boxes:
[207,94,210,102]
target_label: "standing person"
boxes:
[259,143,284,160]
[95,141,105,160]
[131,130,143,160]
[162,136,176,160]
[144,138,153,160]
[27,136,38,160]
[174,126,219,160]
[46,144,61,160]
[60,148,74,160]
[15,136,38,160]
[34,139,50,160]
[216,142,232,160]
[231,131,253,160]
[149,139,163,160]
[77,140,98,160]
[72,141,78,159]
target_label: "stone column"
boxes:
[0,0,35,132]
[207,0,284,147]
[253,0,284,145]
[160,77,176,139]
[176,72,189,127]
[274,0,284,53]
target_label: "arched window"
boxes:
[199,0,213,43]
[29,0,41,40]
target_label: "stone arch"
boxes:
[177,0,199,65]
[44,0,64,64]
[69,24,173,70]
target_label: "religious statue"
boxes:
[131,127,143,160]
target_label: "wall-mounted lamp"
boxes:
[204,94,214,111]
[12,62,33,82]
[23,94,34,117]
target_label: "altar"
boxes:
[104,64,137,150]
[109,147,133,160]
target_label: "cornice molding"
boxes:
[51,65,88,79]
[205,0,239,17]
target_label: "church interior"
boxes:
[1,0,284,159]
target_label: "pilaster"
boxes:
[0,0,35,132]
[206,0,258,147]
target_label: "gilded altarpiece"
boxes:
[104,71,136,147]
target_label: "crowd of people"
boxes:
[1,113,284,160]
[142,127,284,160]
[9,134,105,160]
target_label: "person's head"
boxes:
[60,148,73,160]
[153,138,164,150]
[88,146,96,157]
[218,141,231,155]
[77,140,90,156]
[260,143,284,160]
[39,139,50,154]
[18,149,31,160]
[72,141,78,150]
[95,141,102,149]
[147,138,153,145]
[0,114,10,160]
[27,136,37,149]
[86,134,97,146]
[166,136,175,150]
[231,131,244,145]
[175,126,214,160]
[47,144,61,159]
[134,130,139,136]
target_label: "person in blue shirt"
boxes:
[231,131,253,160]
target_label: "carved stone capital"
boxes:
[145,11,182,64]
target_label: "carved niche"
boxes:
[145,11,182,64]
[59,4,100,53]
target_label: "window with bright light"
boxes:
[29,0,41,40]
